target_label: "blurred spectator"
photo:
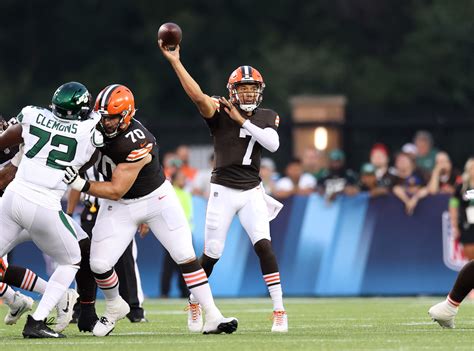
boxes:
[273,158,316,199]
[260,157,279,196]
[359,163,390,197]
[427,151,460,195]
[392,152,429,215]
[176,145,197,182]
[450,158,474,260]
[192,153,214,198]
[160,170,191,298]
[413,130,438,178]
[370,143,396,188]
[402,143,418,157]
[163,152,182,180]
[301,147,329,181]
[318,149,359,202]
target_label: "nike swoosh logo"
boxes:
[10,309,21,317]
[62,297,70,313]
[43,330,60,338]
[140,142,147,148]
[158,195,167,200]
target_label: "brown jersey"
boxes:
[205,97,279,190]
[96,119,166,199]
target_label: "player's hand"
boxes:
[138,223,150,238]
[158,39,180,63]
[91,129,104,148]
[63,166,88,192]
[466,190,474,200]
[219,97,245,125]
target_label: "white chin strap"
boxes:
[239,104,257,112]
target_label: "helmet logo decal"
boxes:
[76,92,89,105]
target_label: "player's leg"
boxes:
[187,183,236,331]
[238,187,287,332]
[12,196,81,338]
[89,201,136,337]
[69,217,98,332]
[428,260,474,328]
[115,238,146,323]
[0,257,35,325]
[200,184,236,277]
[146,181,237,334]
[0,198,36,326]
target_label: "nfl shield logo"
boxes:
[442,211,468,271]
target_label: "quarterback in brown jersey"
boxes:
[63,84,237,337]
[160,41,288,332]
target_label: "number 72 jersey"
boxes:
[205,99,280,190]
[12,106,100,209]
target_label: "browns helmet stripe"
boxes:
[100,84,120,110]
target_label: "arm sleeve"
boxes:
[242,120,279,152]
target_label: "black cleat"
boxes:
[22,315,66,338]
[77,304,98,332]
[70,301,80,324]
[127,308,148,323]
[217,319,238,334]
[203,317,238,334]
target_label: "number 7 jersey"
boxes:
[10,106,100,210]
[205,98,280,190]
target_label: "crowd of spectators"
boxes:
[167,132,465,215]
[162,134,474,262]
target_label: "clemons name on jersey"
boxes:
[9,106,100,210]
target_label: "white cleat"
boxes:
[428,300,458,329]
[202,316,238,334]
[92,296,130,337]
[271,310,288,332]
[4,291,34,325]
[186,301,203,333]
[54,289,79,332]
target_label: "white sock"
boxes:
[31,276,47,295]
[183,268,222,320]
[189,293,198,304]
[95,270,120,301]
[32,264,78,321]
[268,284,284,311]
[0,283,16,305]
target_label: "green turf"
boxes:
[0,297,473,350]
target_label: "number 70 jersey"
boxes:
[95,119,166,200]
[11,106,100,210]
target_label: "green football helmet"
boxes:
[51,82,92,121]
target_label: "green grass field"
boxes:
[1,297,473,351]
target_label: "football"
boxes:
[158,22,182,50]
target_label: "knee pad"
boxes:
[89,258,112,275]
[204,239,224,259]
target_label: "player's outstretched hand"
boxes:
[63,166,88,192]
[466,190,474,200]
[158,39,180,63]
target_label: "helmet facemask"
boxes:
[228,82,264,113]
[98,109,131,138]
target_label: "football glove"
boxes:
[91,129,104,148]
[466,190,474,200]
[63,166,89,192]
